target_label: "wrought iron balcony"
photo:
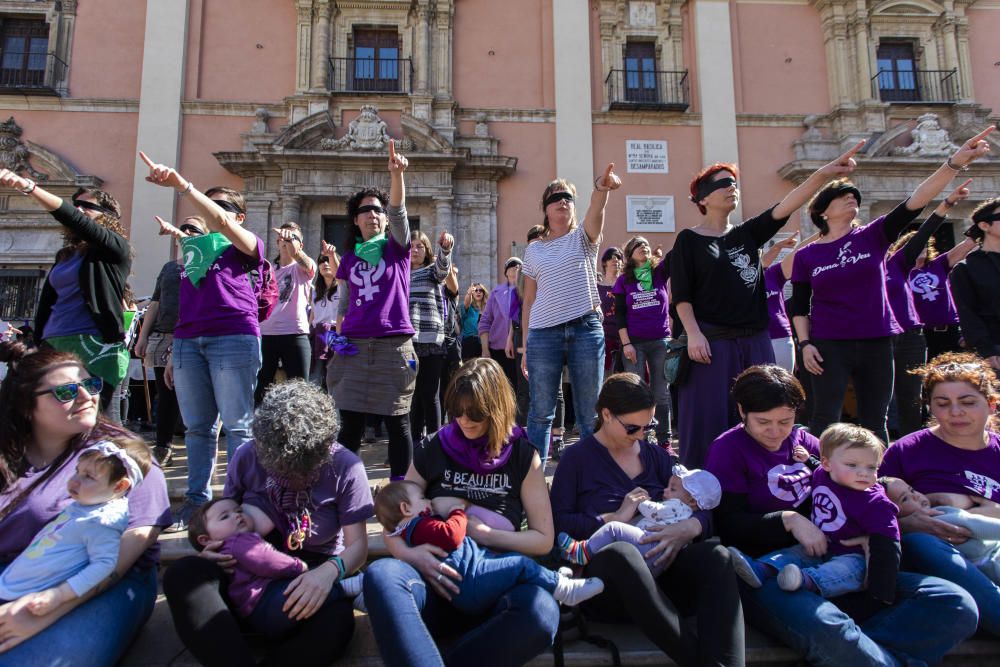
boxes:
[872,68,959,104]
[606,69,689,111]
[329,57,412,94]
[0,52,66,95]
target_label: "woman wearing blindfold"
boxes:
[790,127,994,444]
[671,143,865,470]
[951,196,1000,372]
[0,170,131,417]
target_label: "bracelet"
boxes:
[18,179,35,195]
[593,176,610,192]
[327,555,346,582]
[178,181,193,197]
[946,157,968,172]
[943,198,957,207]
[798,339,815,350]
[622,342,633,347]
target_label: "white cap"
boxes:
[672,464,722,510]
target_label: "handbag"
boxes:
[663,335,689,386]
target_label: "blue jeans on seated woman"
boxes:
[758,544,866,598]
[902,531,1000,636]
[0,565,157,667]
[526,311,605,460]
[740,571,978,667]
[364,557,560,667]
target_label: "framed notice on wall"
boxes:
[626,140,668,173]
[626,195,675,233]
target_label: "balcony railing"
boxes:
[606,69,689,111]
[872,68,959,103]
[0,52,66,95]
[329,57,412,94]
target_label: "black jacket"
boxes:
[950,249,1000,359]
[35,201,131,343]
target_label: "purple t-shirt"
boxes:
[224,441,374,556]
[810,468,899,556]
[909,254,960,327]
[260,261,312,336]
[43,253,101,339]
[764,264,792,339]
[791,217,902,339]
[223,532,307,618]
[175,236,265,339]
[885,250,922,332]
[336,235,414,338]
[705,425,819,513]
[880,428,1000,500]
[612,265,670,340]
[0,443,171,569]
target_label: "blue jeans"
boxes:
[445,538,558,614]
[902,531,1000,636]
[526,312,605,460]
[364,557,560,667]
[741,571,978,667]
[759,544,866,598]
[623,338,672,444]
[173,334,262,505]
[0,565,157,667]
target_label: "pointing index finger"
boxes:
[389,139,396,160]
[839,140,865,160]
[603,162,615,178]
[139,151,156,168]
[970,126,996,145]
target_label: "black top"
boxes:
[151,261,183,333]
[669,205,788,334]
[35,201,131,343]
[950,249,1000,358]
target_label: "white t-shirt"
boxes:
[260,261,313,336]
[522,227,600,329]
[311,290,340,327]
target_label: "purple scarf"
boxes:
[437,422,523,474]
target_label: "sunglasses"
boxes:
[937,361,984,374]
[73,199,115,216]
[356,204,385,216]
[318,256,330,265]
[211,199,244,215]
[613,414,658,436]
[35,377,103,403]
[179,223,205,236]
[279,233,302,243]
[544,191,575,208]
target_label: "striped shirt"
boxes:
[408,250,452,345]
[522,227,600,330]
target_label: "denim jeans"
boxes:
[741,571,978,666]
[623,338,672,443]
[0,565,157,667]
[173,334,261,505]
[758,545,866,598]
[526,312,605,460]
[902,531,1000,636]
[364,557,560,667]
[444,538,558,614]
[809,337,894,444]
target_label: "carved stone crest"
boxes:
[894,113,960,157]
[321,105,394,151]
[0,117,48,181]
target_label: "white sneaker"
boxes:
[552,574,604,606]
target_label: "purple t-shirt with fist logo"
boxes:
[880,428,1000,500]
[810,468,899,557]
[909,254,960,328]
[705,425,820,513]
[336,232,414,339]
[612,262,671,340]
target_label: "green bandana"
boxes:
[46,334,128,387]
[355,233,388,267]
[634,261,653,291]
[181,233,232,287]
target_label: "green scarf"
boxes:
[355,232,388,267]
[634,261,653,291]
[181,233,232,287]
[46,334,128,387]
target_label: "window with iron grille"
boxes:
[0,269,45,323]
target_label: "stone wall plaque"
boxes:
[626,140,668,173]
[627,195,674,233]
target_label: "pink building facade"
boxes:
[1,0,998,315]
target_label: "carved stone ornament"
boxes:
[893,113,960,157]
[251,108,270,135]
[321,105,394,151]
[0,117,48,181]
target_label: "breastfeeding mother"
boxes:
[707,364,978,666]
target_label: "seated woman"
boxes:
[363,358,560,667]
[0,343,170,666]
[880,351,1000,636]
[550,372,744,667]
[163,380,373,667]
[707,364,978,665]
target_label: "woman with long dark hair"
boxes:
[308,240,339,389]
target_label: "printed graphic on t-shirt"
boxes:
[278,273,293,303]
[630,290,661,311]
[727,246,758,287]
[767,463,813,507]
[441,468,512,502]
[909,271,941,302]
[812,241,873,278]
[350,259,387,305]
[965,470,1000,499]
[811,485,848,533]
[25,512,71,558]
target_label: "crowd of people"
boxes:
[0,127,999,667]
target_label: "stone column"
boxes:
[244,199,272,249]
[295,0,314,93]
[552,0,594,203]
[851,18,872,102]
[414,3,430,94]
[310,1,332,91]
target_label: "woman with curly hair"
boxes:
[163,380,373,666]
[0,170,131,413]
[951,197,1000,371]
[0,342,170,665]
[461,281,489,361]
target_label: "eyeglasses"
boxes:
[179,223,204,236]
[73,199,115,216]
[474,289,485,294]
[356,204,385,216]
[210,199,243,215]
[35,377,103,403]
[613,414,658,436]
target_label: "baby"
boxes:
[557,465,722,576]
[187,498,364,632]
[730,424,900,602]
[375,481,604,613]
[883,477,1000,584]
[0,438,149,614]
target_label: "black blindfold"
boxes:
[544,191,575,208]
[694,176,737,202]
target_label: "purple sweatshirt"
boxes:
[222,532,308,618]
[478,283,518,350]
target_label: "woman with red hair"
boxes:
[670,145,862,468]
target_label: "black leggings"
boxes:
[581,541,744,667]
[410,354,444,440]
[162,556,355,667]
[154,366,182,448]
[339,410,412,478]
[809,337,894,444]
[256,334,311,403]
